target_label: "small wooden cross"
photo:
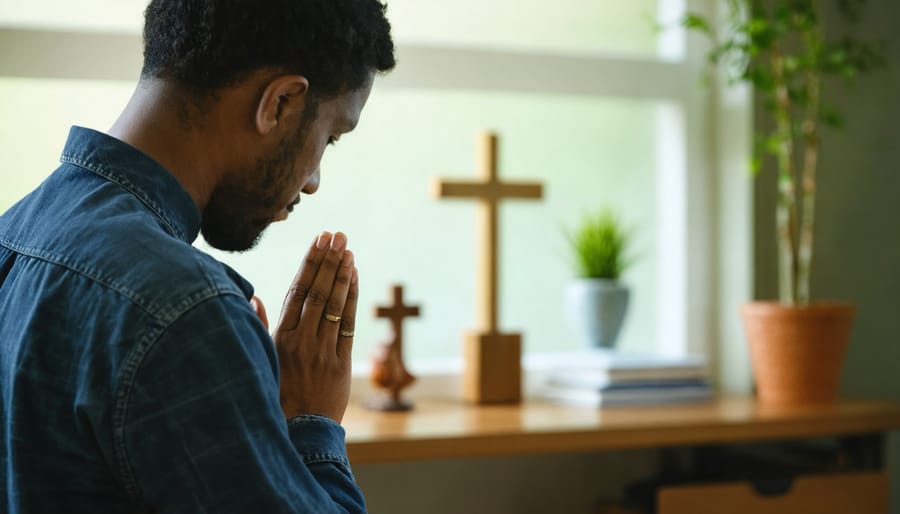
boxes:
[367,285,420,411]
[375,285,421,346]
[431,131,544,403]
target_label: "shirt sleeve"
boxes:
[117,293,366,514]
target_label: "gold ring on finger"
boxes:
[339,330,355,338]
[323,313,342,323]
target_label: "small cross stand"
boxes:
[366,285,421,411]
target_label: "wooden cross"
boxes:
[367,285,420,411]
[430,131,543,333]
[375,285,420,348]
[431,131,544,403]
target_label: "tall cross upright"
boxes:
[430,131,543,334]
[431,131,544,404]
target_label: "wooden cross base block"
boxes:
[462,331,521,404]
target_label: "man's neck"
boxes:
[109,79,223,213]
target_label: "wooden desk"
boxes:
[344,397,900,464]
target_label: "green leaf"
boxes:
[750,156,763,176]
[748,18,769,37]
[764,134,783,156]
[682,13,713,35]
[783,56,799,73]
[745,67,775,91]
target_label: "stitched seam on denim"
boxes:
[286,416,351,469]
[303,453,351,466]
[0,238,243,320]
[305,457,354,479]
[60,155,184,240]
[0,237,155,317]
[111,290,247,500]
[287,414,343,427]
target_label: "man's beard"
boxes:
[200,99,319,252]
[201,134,301,252]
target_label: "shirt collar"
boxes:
[59,126,202,244]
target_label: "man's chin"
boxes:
[200,223,268,253]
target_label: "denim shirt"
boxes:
[0,127,366,513]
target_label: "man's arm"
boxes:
[119,292,365,513]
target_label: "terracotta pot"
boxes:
[740,302,855,407]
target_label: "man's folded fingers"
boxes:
[278,232,331,331]
[336,267,359,360]
[319,250,354,342]
[298,232,347,333]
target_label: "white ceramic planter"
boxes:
[565,278,630,349]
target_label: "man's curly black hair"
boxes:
[141,0,395,98]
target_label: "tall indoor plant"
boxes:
[565,209,633,350]
[685,0,883,405]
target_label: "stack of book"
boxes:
[540,353,713,408]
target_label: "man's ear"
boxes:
[255,75,310,136]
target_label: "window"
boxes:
[0,1,753,388]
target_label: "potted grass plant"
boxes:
[685,0,883,406]
[565,209,634,350]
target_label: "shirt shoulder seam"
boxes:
[0,236,156,317]
[60,155,184,240]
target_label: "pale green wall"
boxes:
[0,78,134,209]
[753,1,900,511]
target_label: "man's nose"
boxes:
[302,168,320,195]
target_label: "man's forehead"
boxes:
[326,101,359,132]
[330,82,373,131]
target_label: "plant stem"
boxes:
[797,12,823,306]
[771,46,799,305]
